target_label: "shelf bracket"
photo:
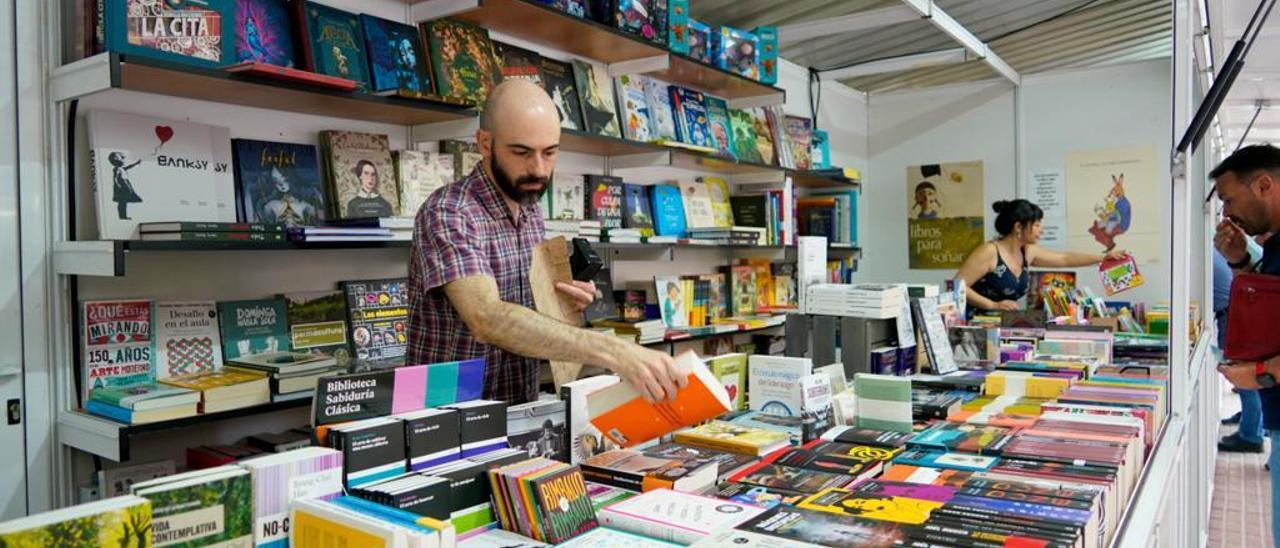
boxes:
[57,411,124,462]
[51,53,113,103]
[53,241,123,277]
[607,55,670,77]
[410,0,481,23]
[727,92,786,110]
[411,117,480,145]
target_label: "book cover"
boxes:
[729,265,757,317]
[394,408,461,471]
[730,463,856,496]
[550,173,585,221]
[422,18,503,106]
[643,78,679,141]
[442,400,509,457]
[320,131,400,219]
[507,400,568,462]
[598,489,765,545]
[797,487,940,525]
[711,507,907,547]
[438,139,482,179]
[89,383,197,410]
[585,175,624,229]
[235,0,295,67]
[105,0,234,69]
[655,276,688,329]
[396,150,455,218]
[671,87,712,149]
[799,374,834,435]
[82,299,154,401]
[583,268,619,324]
[714,27,760,80]
[728,109,764,164]
[755,26,778,84]
[893,449,997,472]
[747,355,812,417]
[672,421,790,457]
[687,19,713,64]
[1029,271,1077,310]
[707,353,746,410]
[531,466,598,543]
[666,0,689,54]
[342,278,409,366]
[231,138,325,227]
[300,1,371,90]
[701,177,734,228]
[609,0,658,41]
[748,109,776,165]
[650,184,687,237]
[132,467,254,546]
[217,298,289,361]
[677,180,716,229]
[641,443,756,479]
[154,301,222,380]
[1099,254,1145,296]
[587,352,732,448]
[621,184,655,237]
[88,110,236,239]
[572,59,623,138]
[282,290,351,367]
[494,41,544,86]
[701,273,728,322]
[561,376,623,464]
[784,116,813,171]
[360,14,432,95]
[615,74,655,142]
[616,290,647,322]
[331,419,408,487]
[0,495,153,547]
[540,57,585,131]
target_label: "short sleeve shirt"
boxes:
[407,167,546,405]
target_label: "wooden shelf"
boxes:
[560,129,665,156]
[789,170,862,189]
[409,0,784,102]
[58,398,311,462]
[53,54,476,125]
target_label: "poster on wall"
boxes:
[906,161,985,269]
[1025,170,1066,249]
[1065,146,1160,262]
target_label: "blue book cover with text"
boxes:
[671,87,713,149]
[650,184,687,238]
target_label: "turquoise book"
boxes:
[106,0,236,69]
[130,465,253,546]
[297,1,371,91]
[650,184,687,238]
[217,298,290,361]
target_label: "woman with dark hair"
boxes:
[344,159,394,218]
[956,199,1128,312]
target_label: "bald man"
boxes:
[408,80,686,405]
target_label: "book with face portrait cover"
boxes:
[319,131,400,219]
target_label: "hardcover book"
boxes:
[540,57,585,131]
[667,0,689,54]
[342,278,410,366]
[131,466,254,546]
[621,184,655,237]
[703,96,734,158]
[728,109,764,164]
[105,0,235,68]
[282,290,351,367]
[422,18,503,107]
[643,78,679,141]
[650,184,687,237]
[235,0,295,67]
[297,1,371,90]
[701,272,728,321]
[82,299,155,401]
[585,175,624,229]
[439,139,482,178]
[670,87,712,149]
[231,138,326,227]
[550,172,586,221]
[320,131,401,219]
[88,110,236,239]
[360,14,433,95]
[672,421,791,457]
[615,74,655,142]
[701,177,734,228]
[154,301,223,379]
[217,298,289,361]
[572,60,623,138]
[784,116,814,171]
[677,180,716,230]
[494,41,544,86]
[395,150,455,218]
[610,0,659,42]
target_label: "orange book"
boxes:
[588,351,732,448]
[879,464,972,487]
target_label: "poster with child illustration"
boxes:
[906,161,985,269]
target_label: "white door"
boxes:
[0,0,29,520]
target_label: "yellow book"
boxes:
[415,517,455,548]
[701,176,735,228]
[291,500,392,548]
[673,420,791,456]
[159,370,269,412]
[983,372,1070,399]
[797,487,941,525]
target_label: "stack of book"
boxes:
[326,216,415,241]
[686,227,765,246]
[488,457,599,543]
[578,220,603,242]
[674,421,791,457]
[580,449,718,494]
[159,369,271,414]
[545,219,581,241]
[285,226,395,243]
[291,496,455,547]
[591,319,666,345]
[326,416,409,488]
[225,351,342,402]
[84,383,200,425]
[603,228,644,244]
[350,474,453,521]
[137,221,285,243]
[805,284,905,319]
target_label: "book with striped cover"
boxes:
[854,374,913,433]
[239,447,344,548]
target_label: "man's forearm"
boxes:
[478,301,623,369]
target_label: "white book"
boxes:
[599,489,766,545]
[643,77,679,142]
[550,172,586,221]
[88,110,235,240]
[747,355,813,417]
[291,498,412,548]
[561,375,621,464]
[396,151,455,219]
[459,527,549,548]
[796,236,827,313]
[154,301,224,379]
[678,180,717,229]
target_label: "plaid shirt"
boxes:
[408,167,546,405]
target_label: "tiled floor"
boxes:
[1208,386,1274,548]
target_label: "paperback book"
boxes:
[650,184,687,237]
[154,301,222,379]
[130,466,254,546]
[586,175,624,229]
[644,78,679,141]
[282,290,352,367]
[342,278,410,366]
[82,299,155,401]
[621,184,655,237]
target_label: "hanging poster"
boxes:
[1066,146,1160,262]
[1025,169,1066,249]
[907,161,985,269]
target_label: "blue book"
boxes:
[949,494,1092,525]
[331,496,442,534]
[892,449,997,472]
[235,0,296,67]
[687,19,714,64]
[621,184,654,237]
[85,400,133,423]
[671,87,713,149]
[106,0,236,69]
[650,184,687,237]
[299,1,371,91]
[755,26,778,85]
[360,14,432,95]
[231,139,326,227]
[704,96,734,157]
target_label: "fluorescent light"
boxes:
[778,5,920,45]
[821,48,967,80]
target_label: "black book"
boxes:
[821,426,914,449]
[641,442,757,482]
[328,417,407,488]
[730,195,768,228]
[395,408,461,472]
[245,430,312,453]
[418,460,488,512]
[341,278,409,368]
[441,400,508,458]
[539,57,585,132]
[354,473,453,520]
[582,268,619,324]
[493,40,544,86]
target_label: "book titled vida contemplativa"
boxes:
[88,110,236,240]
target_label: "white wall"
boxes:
[860,58,1173,305]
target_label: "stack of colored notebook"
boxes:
[487,457,599,544]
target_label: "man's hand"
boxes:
[610,344,688,403]
[1218,362,1262,390]
[1216,219,1249,264]
[556,280,599,313]
[996,300,1020,311]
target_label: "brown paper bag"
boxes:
[530,236,584,388]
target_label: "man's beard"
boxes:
[491,158,549,205]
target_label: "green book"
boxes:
[728,109,764,164]
[423,18,503,108]
[854,373,913,433]
[707,353,747,410]
[0,495,152,546]
[89,383,199,411]
[217,298,290,361]
[131,466,253,547]
[281,290,352,367]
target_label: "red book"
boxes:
[224,62,359,91]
